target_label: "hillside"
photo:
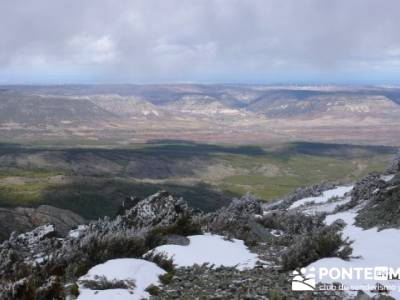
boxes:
[1,156,399,299]
[0,142,395,221]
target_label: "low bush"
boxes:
[159,271,175,285]
[145,215,201,249]
[79,275,135,290]
[281,225,352,271]
[143,252,175,273]
[145,284,160,296]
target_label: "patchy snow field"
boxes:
[289,185,353,209]
[301,196,351,215]
[148,234,259,271]
[307,210,400,298]
[77,258,165,300]
[285,183,400,298]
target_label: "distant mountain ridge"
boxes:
[1,84,400,145]
[2,84,400,121]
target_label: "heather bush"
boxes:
[281,225,352,271]
[79,275,135,290]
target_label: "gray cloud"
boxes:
[1,0,400,83]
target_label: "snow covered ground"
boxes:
[301,196,351,215]
[289,185,353,209]
[147,234,259,271]
[283,183,400,298]
[77,258,165,300]
[307,210,400,299]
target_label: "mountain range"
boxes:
[1,84,400,146]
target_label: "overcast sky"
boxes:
[1,0,400,84]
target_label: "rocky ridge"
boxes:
[1,156,399,299]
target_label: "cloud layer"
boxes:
[1,0,400,84]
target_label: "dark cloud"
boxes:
[1,0,400,83]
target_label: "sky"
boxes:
[1,0,400,85]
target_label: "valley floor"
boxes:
[0,141,395,221]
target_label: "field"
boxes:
[0,141,396,219]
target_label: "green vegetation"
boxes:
[145,284,161,296]
[159,271,175,285]
[216,151,391,200]
[0,141,395,219]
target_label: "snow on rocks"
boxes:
[289,185,354,209]
[147,234,259,271]
[77,258,165,300]
[307,209,400,298]
[68,225,88,238]
[17,224,55,245]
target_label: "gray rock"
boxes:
[123,190,194,229]
[0,205,85,241]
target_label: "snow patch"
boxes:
[307,210,400,298]
[147,234,259,271]
[289,185,353,209]
[301,196,351,215]
[77,258,165,300]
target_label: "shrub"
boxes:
[268,288,284,300]
[35,276,64,300]
[159,271,175,285]
[143,252,175,273]
[145,284,160,296]
[281,225,352,271]
[145,215,201,249]
[79,275,135,290]
[68,283,80,298]
[259,211,325,236]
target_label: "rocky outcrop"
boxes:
[352,173,386,202]
[355,172,400,229]
[0,184,385,300]
[337,173,388,211]
[200,193,268,243]
[0,191,199,299]
[0,205,85,241]
[122,190,194,229]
